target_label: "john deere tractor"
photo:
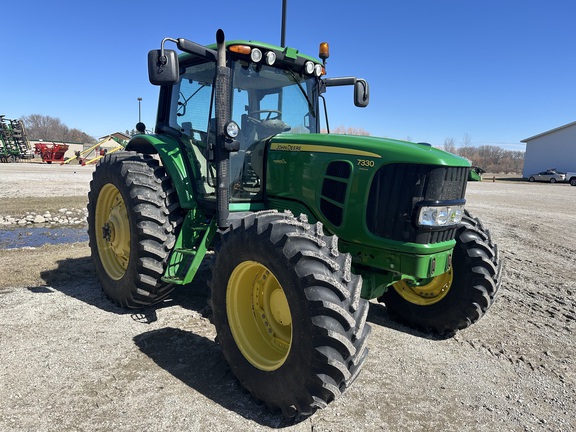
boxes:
[87,30,501,417]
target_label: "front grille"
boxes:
[366,164,468,244]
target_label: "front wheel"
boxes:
[528,177,535,182]
[570,178,576,186]
[87,151,183,307]
[379,210,502,334]
[210,211,371,417]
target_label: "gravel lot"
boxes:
[1,162,575,431]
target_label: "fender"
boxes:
[126,134,198,209]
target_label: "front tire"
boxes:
[210,211,371,417]
[87,151,182,307]
[570,178,576,186]
[529,177,535,182]
[380,210,502,334]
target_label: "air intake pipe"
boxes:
[214,29,231,229]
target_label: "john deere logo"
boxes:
[270,143,381,158]
[274,144,302,152]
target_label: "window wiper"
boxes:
[287,70,315,118]
[177,85,207,117]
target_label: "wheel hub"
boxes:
[227,261,292,371]
[392,268,453,306]
[94,184,130,280]
[270,288,291,326]
[102,222,112,242]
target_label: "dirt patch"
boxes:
[1,163,575,431]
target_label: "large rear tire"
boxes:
[210,211,371,417]
[380,210,502,334]
[87,151,182,308]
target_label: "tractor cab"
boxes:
[147,36,368,205]
[168,47,319,201]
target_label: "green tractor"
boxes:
[87,30,501,417]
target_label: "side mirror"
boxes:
[354,79,369,107]
[323,77,370,108]
[148,49,179,85]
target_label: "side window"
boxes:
[170,61,215,142]
[177,81,212,140]
[170,61,216,198]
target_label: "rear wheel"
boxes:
[550,178,557,183]
[528,177,535,182]
[380,210,502,334]
[210,211,371,417]
[570,178,576,186]
[87,151,182,307]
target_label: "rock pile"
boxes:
[0,208,88,227]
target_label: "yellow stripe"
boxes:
[270,143,381,158]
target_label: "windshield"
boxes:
[231,61,319,139]
[227,61,319,198]
[169,58,318,137]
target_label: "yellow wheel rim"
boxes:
[94,184,130,280]
[392,268,453,306]
[226,261,292,371]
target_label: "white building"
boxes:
[521,121,576,178]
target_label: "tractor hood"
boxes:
[265,132,471,272]
[268,133,470,167]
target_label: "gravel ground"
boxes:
[0,162,575,431]
[0,162,95,198]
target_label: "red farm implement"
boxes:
[34,143,69,163]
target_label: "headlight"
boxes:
[250,48,263,63]
[225,121,240,139]
[265,51,276,65]
[417,203,465,227]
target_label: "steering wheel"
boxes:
[246,110,282,125]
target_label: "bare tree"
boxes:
[443,137,457,154]
[500,150,525,174]
[330,126,371,135]
[21,114,96,143]
[457,146,480,166]
[455,145,524,173]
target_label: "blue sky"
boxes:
[1,1,575,151]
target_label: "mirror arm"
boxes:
[159,37,178,68]
[176,38,217,61]
[323,77,357,87]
